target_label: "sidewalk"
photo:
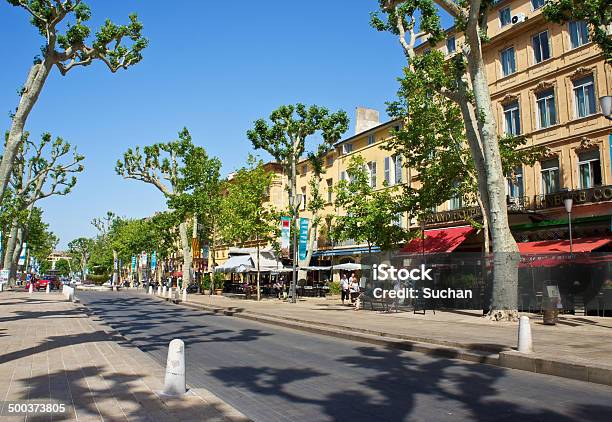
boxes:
[0,291,249,422]
[166,292,612,386]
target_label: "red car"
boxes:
[26,276,60,291]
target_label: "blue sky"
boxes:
[0,0,449,248]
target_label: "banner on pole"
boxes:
[131,256,137,271]
[18,242,27,266]
[151,251,157,269]
[298,218,309,261]
[280,216,291,257]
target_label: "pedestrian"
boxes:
[350,277,360,304]
[341,273,349,305]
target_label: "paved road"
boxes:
[78,291,612,422]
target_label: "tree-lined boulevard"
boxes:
[2,0,612,420]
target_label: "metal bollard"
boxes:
[162,286,167,297]
[148,285,153,295]
[157,285,162,296]
[167,287,173,299]
[517,315,533,353]
[46,283,50,294]
[163,339,186,396]
[29,283,33,294]
[182,288,187,302]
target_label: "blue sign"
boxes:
[151,251,157,269]
[298,218,309,261]
[131,256,136,271]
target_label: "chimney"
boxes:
[355,107,380,135]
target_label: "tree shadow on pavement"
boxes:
[208,345,612,421]
[0,306,87,323]
[0,330,133,365]
[19,365,239,421]
[81,295,273,353]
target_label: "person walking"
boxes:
[350,277,360,304]
[341,273,350,305]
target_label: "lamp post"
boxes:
[564,197,573,257]
[288,194,302,304]
[600,95,612,120]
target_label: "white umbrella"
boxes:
[333,263,370,271]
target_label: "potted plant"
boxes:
[214,273,224,295]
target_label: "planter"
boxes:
[543,309,558,325]
[215,289,223,295]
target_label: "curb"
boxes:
[154,294,612,387]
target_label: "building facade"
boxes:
[214,0,611,273]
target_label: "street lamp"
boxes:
[419,219,426,261]
[600,95,612,120]
[288,194,302,304]
[563,197,573,257]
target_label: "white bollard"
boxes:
[167,287,172,299]
[517,315,533,353]
[162,286,167,297]
[157,285,162,296]
[46,283,50,294]
[69,286,75,302]
[148,285,153,295]
[182,288,187,302]
[29,283,33,294]
[163,339,186,396]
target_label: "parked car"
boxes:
[26,276,56,291]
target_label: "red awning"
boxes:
[517,237,612,254]
[401,226,475,254]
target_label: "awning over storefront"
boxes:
[517,237,612,254]
[214,255,253,273]
[401,226,475,254]
[312,246,381,257]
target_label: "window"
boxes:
[446,36,456,54]
[578,150,602,188]
[326,155,334,167]
[503,101,521,135]
[326,179,333,203]
[507,167,524,199]
[367,161,377,188]
[541,158,560,194]
[394,155,403,184]
[393,125,401,132]
[449,182,463,210]
[501,47,516,76]
[569,20,589,48]
[392,214,403,227]
[532,31,551,63]
[531,0,545,10]
[301,164,308,175]
[343,143,353,154]
[384,157,391,185]
[573,75,596,118]
[340,171,347,181]
[536,88,556,129]
[367,135,375,145]
[499,7,511,27]
[300,187,307,210]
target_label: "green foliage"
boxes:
[55,258,70,276]
[247,104,348,175]
[26,207,58,264]
[333,156,412,252]
[543,0,612,63]
[38,259,51,275]
[386,49,548,220]
[328,280,341,295]
[370,0,444,45]
[220,156,278,248]
[88,274,108,285]
[7,0,148,73]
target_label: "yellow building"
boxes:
[215,0,612,272]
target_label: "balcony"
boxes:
[423,185,612,224]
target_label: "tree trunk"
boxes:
[465,14,519,321]
[8,227,24,287]
[179,221,192,289]
[3,222,19,271]
[191,214,198,293]
[112,250,119,286]
[256,240,261,301]
[0,62,53,201]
